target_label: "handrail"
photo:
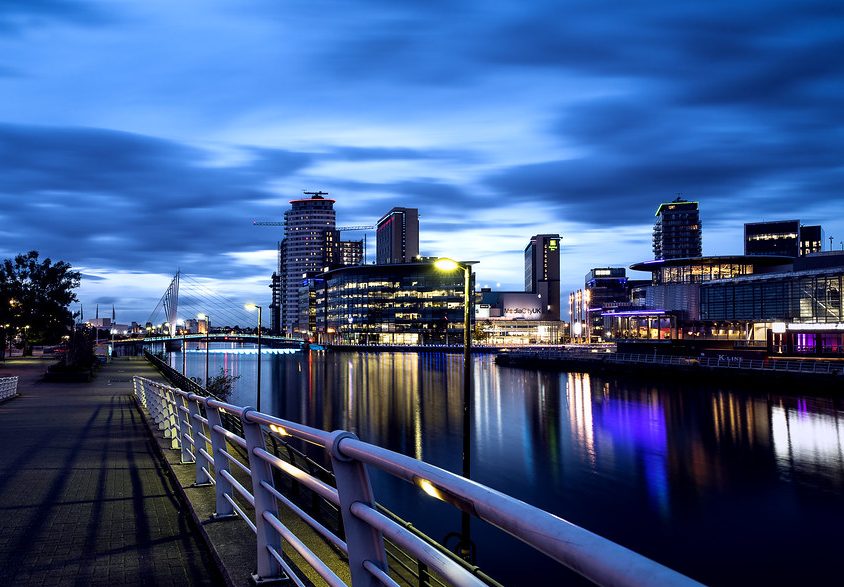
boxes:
[132,374,703,587]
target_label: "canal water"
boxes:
[170,344,844,586]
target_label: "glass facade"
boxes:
[701,270,844,323]
[604,313,676,340]
[657,262,754,284]
[316,263,469,345]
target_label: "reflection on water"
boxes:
[169,344,844,586]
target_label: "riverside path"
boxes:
[0,357,222,586]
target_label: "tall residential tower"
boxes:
[653,197,702,260]
[271,193,336,335]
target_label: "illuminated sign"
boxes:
[595,269,611,276]
[787,323,844,331]
[548,239,558,251]
[499,293,543,319]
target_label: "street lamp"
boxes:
[198,313,210,387]
[433,257,477,561]
[245,304,263,412]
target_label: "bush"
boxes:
[204,368,240,401]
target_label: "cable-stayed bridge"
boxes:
[146,271,267,336]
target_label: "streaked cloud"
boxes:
[0,0,842,322]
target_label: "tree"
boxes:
[0,251,81,351]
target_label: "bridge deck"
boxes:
[0,358,223,587]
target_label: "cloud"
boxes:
[2,0,844,319]
[0,123,312,277]
[0,0,112,35]
[485,85,844,230]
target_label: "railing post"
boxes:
[175,392,193,463]
[241,408,285,582]
[328,430,388,587]
[206,403,235,518]
[163,386,179,450]
[149,382,165,430]
[132,377,143,407]
[140,379,151,410]
[187,395,212,486]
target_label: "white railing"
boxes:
[133,375,701,587]
[0,376,18,402]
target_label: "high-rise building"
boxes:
[744,220,824,258]
[325,230,364,267]
[524,234,561,320]
[273,193,337,335]
[376,207,419,264]
[653,197,702,260]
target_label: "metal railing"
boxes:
[133,374,701,587]
[143,351,498,587]
[0,376,18,402]
[501,350,843,376]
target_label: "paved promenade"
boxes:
[0,357,223,586]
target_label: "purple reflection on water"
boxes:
[595,398,669,514]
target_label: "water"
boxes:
[170,343,844,586]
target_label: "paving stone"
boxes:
[0,358,223,586]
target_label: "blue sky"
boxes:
[1,0,842,325]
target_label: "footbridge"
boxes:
[145,271,274,337]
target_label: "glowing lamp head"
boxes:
[433,258,460,272]
[245,303,259,312]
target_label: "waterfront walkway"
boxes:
[0,358,222,587]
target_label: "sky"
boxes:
[1,0,843,325]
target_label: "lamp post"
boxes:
[198,313,210,387]
[245,304,263,412]
[433,257,477,561]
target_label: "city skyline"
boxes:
[1,1,842,324]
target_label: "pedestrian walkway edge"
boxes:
[132,395,257,587]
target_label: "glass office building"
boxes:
[700,267,844,356]
[701,269,843,323]
[315,262,469,345]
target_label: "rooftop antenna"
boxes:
[303,190,329,198]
